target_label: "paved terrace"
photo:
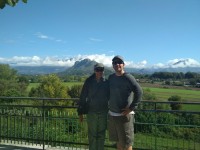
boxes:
[0,143,88,150]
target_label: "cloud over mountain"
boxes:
[0,54,200,69]
[153,58,200,68]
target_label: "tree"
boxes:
[0,64,17,80]
[142,88,157,101]
[29,74,72,107]
[168,95,182,110]
[0,0,27,9]
[29,74,69,98]
[0,64,29,98]
[185,72,197,79]
[165,80,171,85]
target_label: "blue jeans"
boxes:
[87,112,107,150]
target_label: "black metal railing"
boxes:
[0,97,199,150]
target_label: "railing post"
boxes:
[42,99,45,150]
[154,102,157,150]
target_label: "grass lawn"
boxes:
[142,86,200,111]
[142,87,200,102]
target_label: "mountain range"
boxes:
[11,58,200,75]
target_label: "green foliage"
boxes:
[135,110,200,142]
[0,64,28,97]
[1,97,199,149]
[185,72,198,79]
[188,78,197,85]
[168,95,182,110]
[68,84,83,98]
[0,0,27,9]
[142,88,157,100]
[151,71,200,80]
[0,64,17,80]
[29,74,69,98]
[151,72,184,80]
[165,80,171,85]
[5,88,21,97]
[168,95,182,102]
[61,75,87,82]
[172,81,184,86]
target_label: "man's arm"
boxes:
[77,79,89,115]
[124,73,143,110]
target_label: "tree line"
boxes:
[151,71,200,80]
[1,64,200,99]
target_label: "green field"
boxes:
[141,86,200,111]
[142,87,200,102]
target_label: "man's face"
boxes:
[112,59,124,72]
[95,67,104,78]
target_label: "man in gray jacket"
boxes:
[108,55,143,150]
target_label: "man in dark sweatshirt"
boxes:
[108,55,143,150]
[77,63,109,150]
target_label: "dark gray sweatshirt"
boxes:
[108,73,143,113]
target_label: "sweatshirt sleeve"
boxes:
[125,74,143,110]
[77,79,89,115]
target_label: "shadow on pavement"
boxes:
[0,144,42,150]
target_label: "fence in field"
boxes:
[0,97,200,150]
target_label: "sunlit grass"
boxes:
[143,87,200,102]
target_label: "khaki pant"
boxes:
[108,114,134,149]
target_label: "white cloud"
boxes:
[152,63,165,68]
[89,38,103,42]
[35,32,66,43]
[0,55,200,69]
[35,32,51,39]
[125,60,147,68]
[82,54,113,67]
[152,58,200,68]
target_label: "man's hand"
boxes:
[121,107,132,116]
[79,115,83,122]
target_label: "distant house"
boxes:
[184,82,191,87]
[196,83,200,88]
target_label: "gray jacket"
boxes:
[108,73,143,113]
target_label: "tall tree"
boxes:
[0,64,29,97]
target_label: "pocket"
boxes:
[122,115,130,122]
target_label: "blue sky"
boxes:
[0,0,200,68]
